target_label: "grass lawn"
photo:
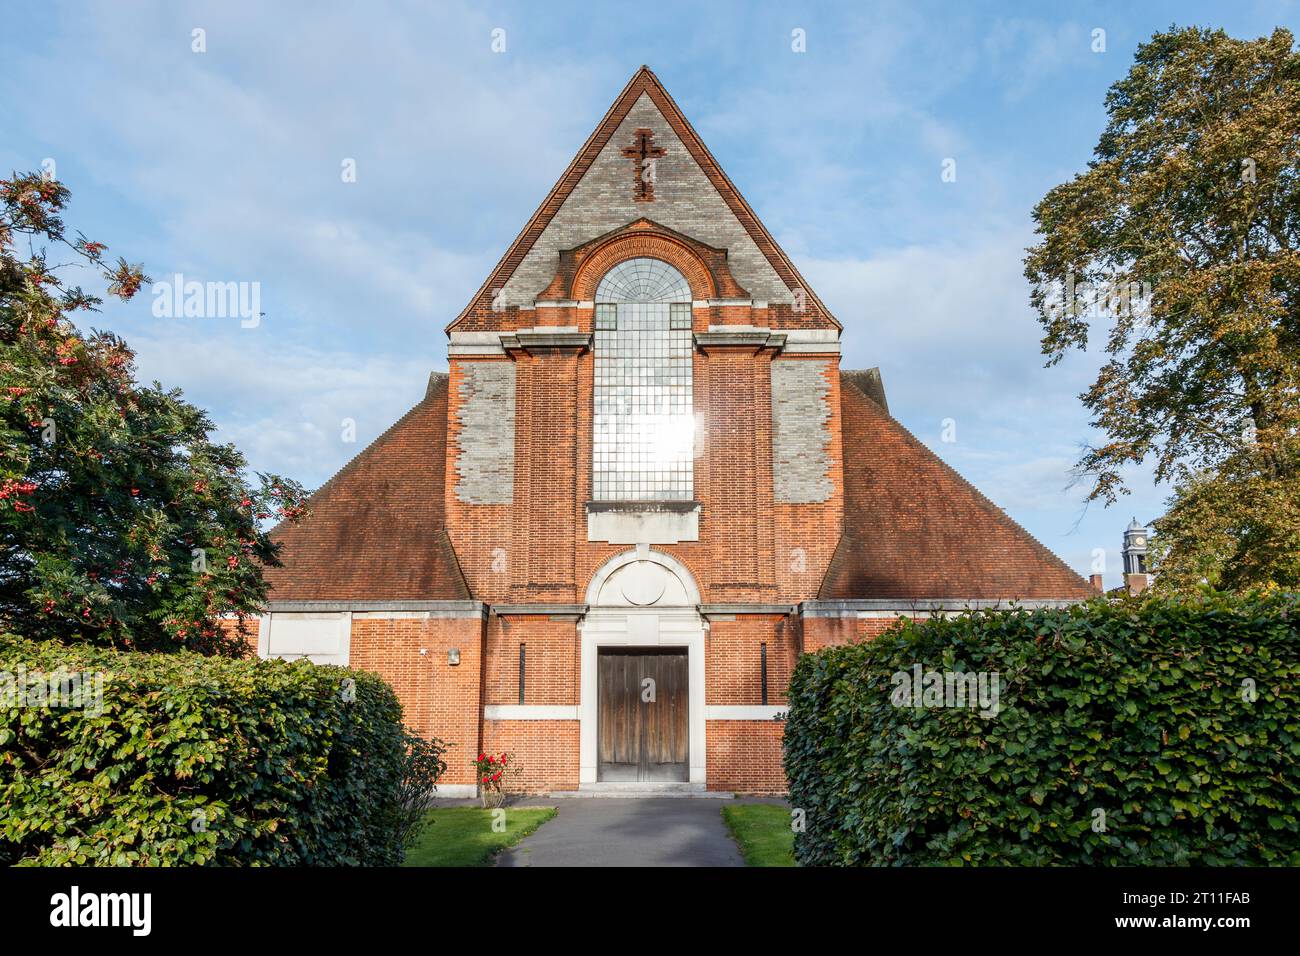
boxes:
[722,804,797,867]
[402,807,557,867]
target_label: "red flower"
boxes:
[482,775,489,783]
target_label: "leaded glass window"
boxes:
[592,258,694,501]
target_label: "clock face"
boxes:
[1134,536,1145,547]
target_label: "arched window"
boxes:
[592,258,694,501]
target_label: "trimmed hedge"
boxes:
[784,595,1300,865]
[0,635,444,865]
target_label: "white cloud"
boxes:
[128,329,433,486]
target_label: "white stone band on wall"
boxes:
[484,705,581,720]
[704,705,787,720]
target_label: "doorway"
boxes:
[597,648,689,782]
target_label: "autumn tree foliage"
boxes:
[0,172,308,653]
[1025,27,1300,592]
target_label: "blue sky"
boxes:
[3,0,1296,587]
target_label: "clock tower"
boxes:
[1122,518,1151,594]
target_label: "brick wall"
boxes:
[802,614,911,652]
[349,615,484,787]
[707,721,787,793]
[217,615,260,657]
[481,719,580,792]
[706,615,798,705]
[519,348,581,598]
[483,614,578,706]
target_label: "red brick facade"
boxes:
[257,67,1093,796]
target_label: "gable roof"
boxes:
[820,372,1094,601]
[448,66,839,332]
[264,373,471,602]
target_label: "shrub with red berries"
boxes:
[0,172,311,654]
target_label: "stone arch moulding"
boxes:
[536,218,750,304]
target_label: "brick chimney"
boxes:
[1089,573,1104,593]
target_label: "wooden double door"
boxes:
[597,648,689,782]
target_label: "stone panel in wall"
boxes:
[454,361,516,504]
[771,360,833,503]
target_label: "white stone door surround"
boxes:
[580,546,706,785]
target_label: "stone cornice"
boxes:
[501,331,592,354]
[267,600,488,618]
[694,330,786,353]
[698,604,797,619]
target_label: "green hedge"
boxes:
[784,595,1300,865]
[0,635,444,865]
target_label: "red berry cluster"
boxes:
[0,478,38,512]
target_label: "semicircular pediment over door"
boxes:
[586,548,700,608]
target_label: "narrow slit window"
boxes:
[518,643,526,705]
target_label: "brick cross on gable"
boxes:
[621,128,667,202]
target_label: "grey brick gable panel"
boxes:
[772,359,833,503]
[501,93,792,307]
[454,362,516,504]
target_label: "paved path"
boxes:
[497,798,746,867]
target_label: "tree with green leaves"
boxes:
[1025,26,1300,592]
[0,172,309,653]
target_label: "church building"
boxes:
[253,67,1094,795]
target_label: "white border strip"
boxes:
[434,784,478,798]
[484,705,580,721]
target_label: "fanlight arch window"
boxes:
[592,258,694,502]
